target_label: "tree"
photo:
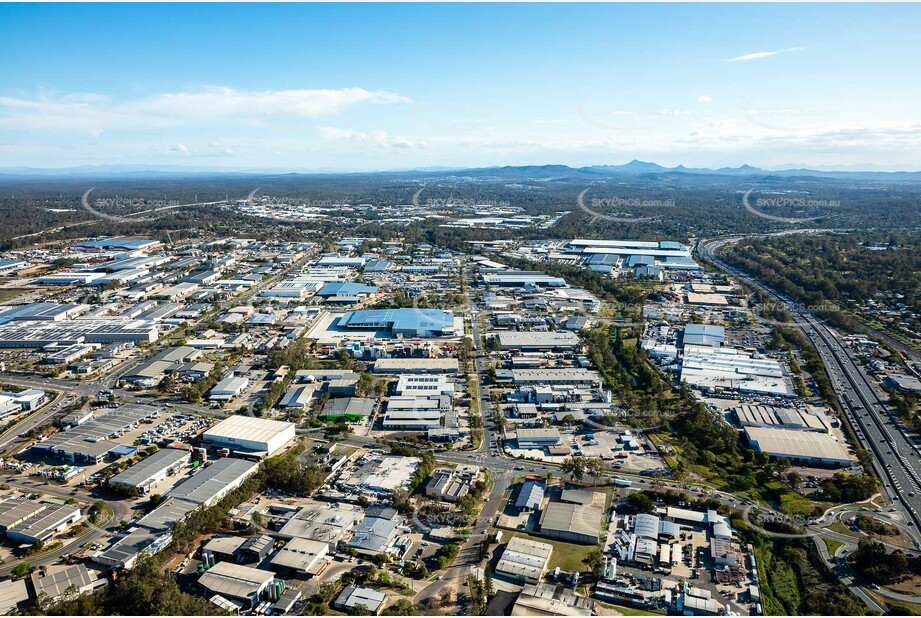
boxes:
[585,458,605,486]
[351,603,372,616]
[628,492,655,513]
[583,549,604,576]
[11,562,30,578]
[561,456,587,482]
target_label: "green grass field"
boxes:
[502,530,595,572]
[0,289,27,304]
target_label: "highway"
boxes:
[699,237,921,530]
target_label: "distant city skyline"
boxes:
[2,3,920,171]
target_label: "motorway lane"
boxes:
[699,238,921,531]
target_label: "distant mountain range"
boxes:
[1,159,920,182]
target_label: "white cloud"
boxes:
[726,47,803,62]
[319,126,426,150]
[170,142,190,155]
[697,95,714,104]
[0,87,412,135]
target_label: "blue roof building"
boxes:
[339,308,455,338]
[316,282,378,299]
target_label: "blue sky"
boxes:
[2,3,920,170]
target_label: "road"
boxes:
[699,237,921,531]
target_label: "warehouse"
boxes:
[168,458,260,506]
[334,586,386,615]
[516,428,562,448]
[121,345,201,387]
[744,427,852,467]
[270,537,329,575]
[6,503,81,544]
[108,448,190,495]
[30,564,106,603]
[277,504,364,549]
[34,272,106,285]
[496,331,581,351]
[508,368,600,386]
[394,374,455,397]
[339,454,420,496]
[202,416,295,458]
[32,404,161,463]
[538,499,604,545]
[0,302,85,324]
[495,536,553,584]
[371,358,459,374]
[279,385,316,409]
[382,397,445,430]
[346,516,399,557]
[0,497,50,533]
[682,324,725,348]
[208,375,250,402]
[93,527,173,570]
[197,562,277,610]
[680,345,793,397]
[320,397,375,422]
[733,404,830,433]
[481,271,566,287]
[316,282,378,302]
[0,578,29,615]
[75,238,161,252]
[0,319,159,347]
[338,308,456,338]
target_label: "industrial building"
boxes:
[371,358,459,374]
[31,404,161,464]
[481,271,567,287]
[733,404,831,433]
[538,495,604,544]
[168,457,260,506]
[334,586,386,615]
[346,516,400,558]
[682,324,725,348]
[197,562,277,609]
[339,454,421,496]
[121,346,202,387]
[680,345,792,397]
[565,239,701,271]
[516,428,562,449]
[269,537,329,576]
[201,415,295,458]
[495,536,553,584]
[0,319,158,347]
[277,504,364,549]
[208,375,250,402]
[108,448,190,495]
[338,308,456,338]
[514,481,546,512]
[393,374,455,397]
[496,331,581,351]
[6,503,82,545]
[506,368,600,386]
[320,397,375,422]
[744,426,852,466]
[30,564,106,603]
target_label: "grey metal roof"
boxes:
[109,448,189,489]
[197,562,275,600]
[167,458,259,505]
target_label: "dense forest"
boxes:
[725,231,921,337]
[3,169,921,249]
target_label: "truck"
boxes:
[614,478,633,487]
